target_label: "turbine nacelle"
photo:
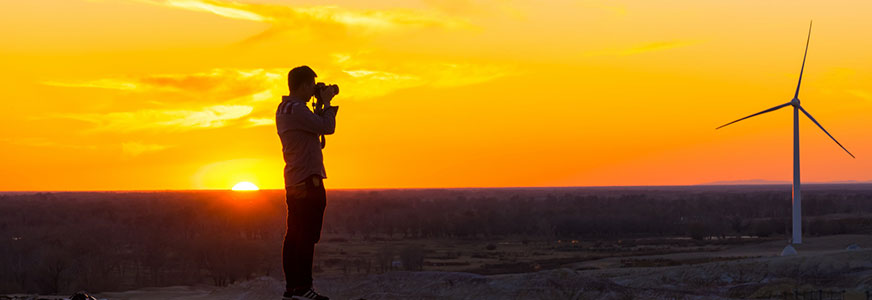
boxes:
[790,98,800,107]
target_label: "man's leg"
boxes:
[309,177,327,244]
[283,176,326,293]
[283,236,314,292]
[283,184,316,292]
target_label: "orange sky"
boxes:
[1,0,870,191]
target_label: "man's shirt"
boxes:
[276,96,339,187]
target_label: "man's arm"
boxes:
[292,104,339,135]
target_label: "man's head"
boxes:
[288,66,317,99]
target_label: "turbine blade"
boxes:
[794,20,813,99]
[716,102,792,129]
[798,105,855,158]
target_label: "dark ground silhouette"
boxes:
[2,184,872,294]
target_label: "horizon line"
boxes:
[3,180,872,194]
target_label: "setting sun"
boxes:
[231,181,259,191]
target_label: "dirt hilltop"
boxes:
[7,235,870,300]
[81,236,871,300]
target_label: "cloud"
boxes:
[584,40,701,57]
[246,117,274,127]
[155,0,266,22]
[42,69,281,132]
[0,137,98,150]
[43,69,281,100]
[122,141,171,157]
[421,0,526,20]
[846,89,872,101]
[425,63,515,87]
[46,60,514,104]
[575,0,628,16]
[618,40,699,56]
[328,54,517,99]
[60,105,254,133]
[338,69,424,99]
[131,0,472,43]
[43,60,514,134]
[42,79,138,90]
[140,69,274,92]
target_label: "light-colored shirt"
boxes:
[276,96,338,187]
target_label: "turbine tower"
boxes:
[716,21,854,252]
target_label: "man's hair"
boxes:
[288,66,317,92]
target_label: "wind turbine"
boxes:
[716,21,855,254]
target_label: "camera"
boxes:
[311,82,338,115]
[314,82,339,99]
[311,82,339,150]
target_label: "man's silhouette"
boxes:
[276,66,337,300]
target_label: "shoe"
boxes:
[283,287,330,300]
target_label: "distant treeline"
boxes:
[1,185,872,294]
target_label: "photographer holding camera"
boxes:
[276,66,338,300]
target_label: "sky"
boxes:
[1,0,870,191]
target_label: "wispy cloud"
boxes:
[584,40,701,57]
[42,79,138,90]
[425,63,514,87]
[339,69,423,99]
[0,137,98,150]
[130,0,472,44]
[46,60,514,103]
[122,141,172,157]
[153,0,266,21]
[59,105,254,133]
[846,89,872,101]
[329,54,517,99]
[575,0,628,16]
[44,60,514,133]
[42,69,279,132]
[421,0,526,20]
[618,40,699,56]
[245,117,274,127]
[43,69,280,100]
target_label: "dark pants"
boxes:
[283,175,327,292]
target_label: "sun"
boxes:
[231,181,259,191]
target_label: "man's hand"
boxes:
[318,88,336,105]
[319,89,336,104]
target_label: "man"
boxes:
[276,66,338,300]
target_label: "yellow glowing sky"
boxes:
[2,0,871,191]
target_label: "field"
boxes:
[2,184,872,298]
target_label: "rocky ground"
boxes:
[6,235,872,300]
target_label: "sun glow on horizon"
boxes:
[231,181,259,191]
